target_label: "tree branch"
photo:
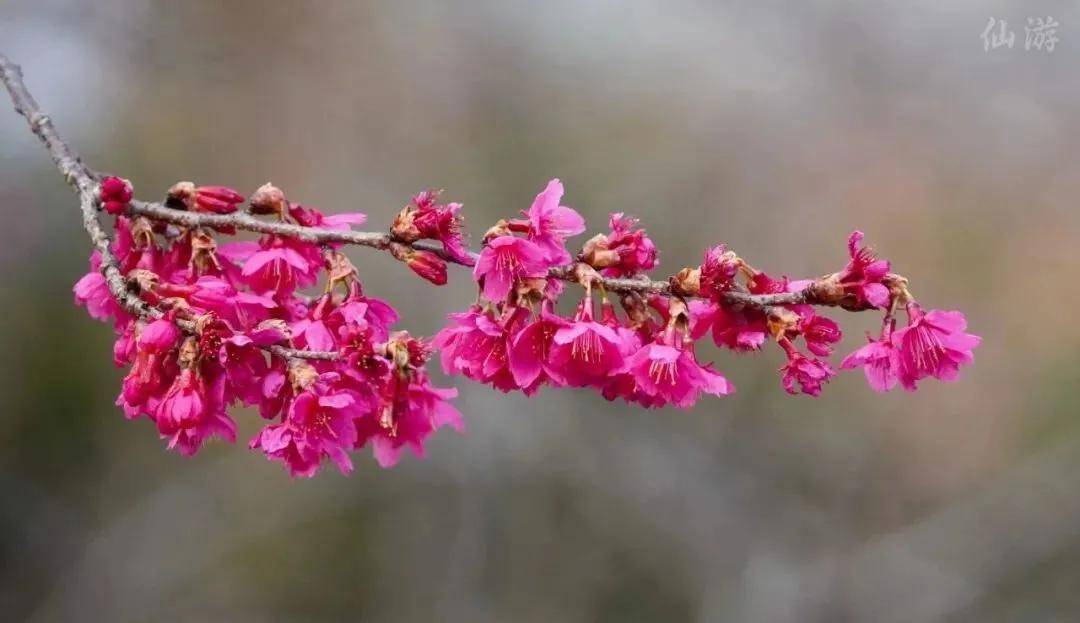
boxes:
[1,52,836,363]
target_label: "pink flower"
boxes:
[548,302,627,387]
[599,213,658,277]
[778,339,835,397]
[836,231,891,309]
[473,235,550,301]
[433,306,527,392]
[525,179,585,264]
[225,237,321,297]
[188,276,277,328]
[891,304,980,389]
[413,200,473,265]
[155,368,236,456]
[250,375,361,477]
[691,301,766,352]
[355,374,462,468]
[793,305,841,356]
[625,341,733,408]
[840,334,901,393]
[700,244,740,296]
[219,334,273,405]
[74,252,129,326]
[291,295,339,352]
[288,203,367,231]
[433,307,503,379]
[507,310,569,389]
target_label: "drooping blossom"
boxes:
[891,304,980,389]
[250,372,361,477]
[507,308,569,389]
[624,340,733,408]
[155,340,236,456]
[840,331,901,393]
[547,299,627,387]
[778,339,835,397]
[793,305,842,357]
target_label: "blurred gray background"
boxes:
[1,1,1078,621]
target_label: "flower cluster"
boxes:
[439,179,732,408]
[75,178,462,476]
[74,175,979,477]
[438,180,979,406]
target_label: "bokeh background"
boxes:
[2,1,1079,621]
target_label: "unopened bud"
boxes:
[669,267,701,297]
[391,205,421,242]
[404,249,448,285]
[166,181,197,210]
[249,183,287,215]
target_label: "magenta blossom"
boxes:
[414,200,473,265]
[221,237,321,298]
[836,231,891,309]
[840,333,901,393]
[624,341,733,408]
[508,309,569,389]
[74,252,129,327]
[355,374,462,468]
[473,235,550,301]
[691,300,767,352]
[793,305,842,356]
[525,179,585,264]
[892,304,980,389]
[548,302,627,387]
[700,244,740,296]
[250,374,362,477]
[778,339,835,397]
[600,213,658,277]
[156,368,236,456]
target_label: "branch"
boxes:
[1,52,834,364]
[0,54,331,362]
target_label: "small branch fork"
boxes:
[1,53,838,363]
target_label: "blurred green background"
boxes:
[1,1,1078,621]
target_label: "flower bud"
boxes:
[404,250,448,285]
[580,233,619,268]
[391,205,421,242]
[100,176,133,215]
[166,181,197,210]
[248,183,287,215]
[669,267,701,297]
[195,185,244,214]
